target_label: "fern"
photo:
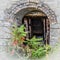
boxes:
[11,24,51,58]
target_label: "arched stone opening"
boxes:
[5,2,57,23]
[21,10,50,44]
[5,2,57,45]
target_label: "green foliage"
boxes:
[24,36,51,58]
[18,25,27,37]
[11,24,51,58]
[31,47,46,58]
[12,25,27,44]
[25,36,43,49]
[12,25,27,37]
[31,45,51,58]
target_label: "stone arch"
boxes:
[5,2,57,25]
[4,1,58,46]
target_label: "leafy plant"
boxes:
[10,24,51,58]
[23,36,51,58]
[31,45,51,58]
[11,25,27,45]
[25,36,43,49]
[31,47,46,58]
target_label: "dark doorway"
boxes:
[30,17,44,38]
[22,13,50,44]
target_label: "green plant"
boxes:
[31,47,46,58]
[10,24,51,58]
[25,36,43,49]
[12,25,27,45]
[24,36,51,58]
[31,45,51,58]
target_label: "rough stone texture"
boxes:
[5,0,57,47]
[0,0,60,60]
[0,0,59,46]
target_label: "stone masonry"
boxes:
[0,0,59,48]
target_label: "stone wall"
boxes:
[0,0,59,47]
